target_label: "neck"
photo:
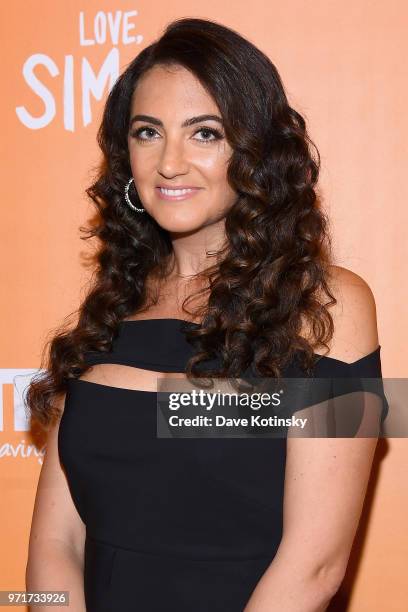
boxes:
[167,220,227,278]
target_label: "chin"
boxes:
[151,209,208,233]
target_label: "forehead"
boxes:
[130,64,218,115]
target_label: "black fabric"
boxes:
[58,318,388,611]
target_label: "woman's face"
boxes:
[127,64,238,233]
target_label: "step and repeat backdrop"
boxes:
[1,1,407,610]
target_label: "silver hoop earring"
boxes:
[124,177,145,213]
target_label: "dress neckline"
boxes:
[119,318,381,366]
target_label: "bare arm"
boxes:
[244,267,381,611]
[243,436,378,611]
[26,393,86,612]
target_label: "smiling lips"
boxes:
[156,186,202,201]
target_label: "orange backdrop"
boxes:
[1,1,407,610]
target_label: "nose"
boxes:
[157,136,189,177]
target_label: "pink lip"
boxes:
[156,187,202,201]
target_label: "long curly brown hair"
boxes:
[26,16,336,430]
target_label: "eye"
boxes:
[130,126,160,142]
[193,127,224,143]
[129,125,224,144]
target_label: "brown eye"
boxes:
[131,127,159,141]
[193,127,223,143]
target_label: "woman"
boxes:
[25,17,388,611]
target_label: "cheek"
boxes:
[129,149,155,175]
[209,166,234,197]
[200,165,231,199]
[197,148,228,171]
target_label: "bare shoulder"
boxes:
[315,264,379,363]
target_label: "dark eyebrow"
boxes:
[129,114,224,129]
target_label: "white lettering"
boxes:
[79,11,95,46]
[15,54,59,129]
[82,48,119,126]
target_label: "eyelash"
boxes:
[130,126,224,144]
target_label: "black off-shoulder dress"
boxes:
[57,318,388,612]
